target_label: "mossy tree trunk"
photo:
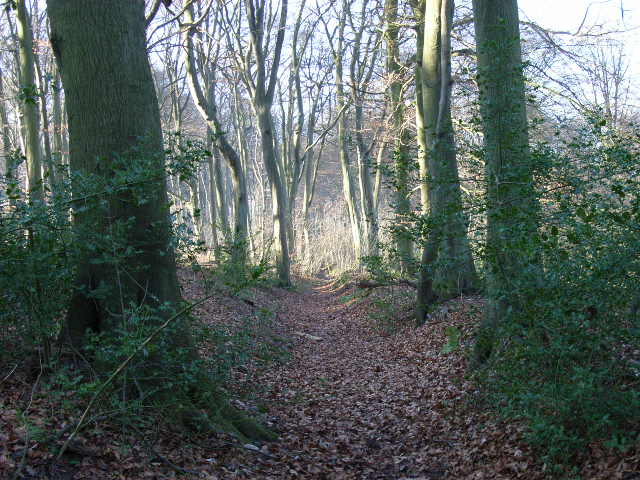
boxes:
[47,1,275,441]
[385,0,414,275]
[16,0,43,202]
[415,0,478,324]
[471,0,540,362]
[47,0,182,346]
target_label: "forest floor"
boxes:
[1,269,639,479]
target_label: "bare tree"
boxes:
[182,1,249,261]
[320,0,385,266]
[384,0,413,274]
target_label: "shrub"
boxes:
[1,137,274,442]
[477,116,640,472]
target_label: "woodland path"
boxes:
[1,275,630,479]
[236,279,541,480]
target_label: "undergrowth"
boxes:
[0,136,282,470]
[473,117,640,476]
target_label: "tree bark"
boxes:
[416,0,478,325]
[16,0,43,202]
[471,0,540,362]
[48,0,182,346]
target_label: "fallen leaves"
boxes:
[1,272,639,478]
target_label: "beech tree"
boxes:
[415,0,477,324]
[182,2,249,261]
[384,0,413,274]
[320,0,362,261]
[47,0,183,346]
[15,0,43,201]
[471,0,540,361]
[320,0,385,265]
[242,0,291,285]
[277,4,348,262]
[348,0,384,262]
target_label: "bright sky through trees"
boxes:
[520,0,639,62]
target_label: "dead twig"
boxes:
[1,363,18,385]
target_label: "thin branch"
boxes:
[56,293,218,460]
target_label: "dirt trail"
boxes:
[241,279,536,480]
[2,275,631,479]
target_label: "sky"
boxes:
[517,0,640,107]
[519,0,638,31]
[518,0,640,62]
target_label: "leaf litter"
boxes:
[1,272,638,479]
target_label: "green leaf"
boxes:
[441,326,461,354]
[576,207,589,222]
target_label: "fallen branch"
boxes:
[1,364,18,385]
[293,331,322,341]
[356,278,417,290]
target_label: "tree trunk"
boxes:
[337,89,362,262]
[51,67,64,181]
[61,100,69,166]
[16,0,43,202]
[415,0,478,324]
[35,55,56,189]
[353,100,378,260]
[0,66,13,178]
[244,0,291,286]
[206,132,220,256]
[302,138,323,266]
[48,0,182,345]
[182,4,247,260]
[211,148,230,239]
[385,0,413,274]
[471,0,540,362]
[255,105,291,285]
[412,0,429,214]
[187,176,204,245]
